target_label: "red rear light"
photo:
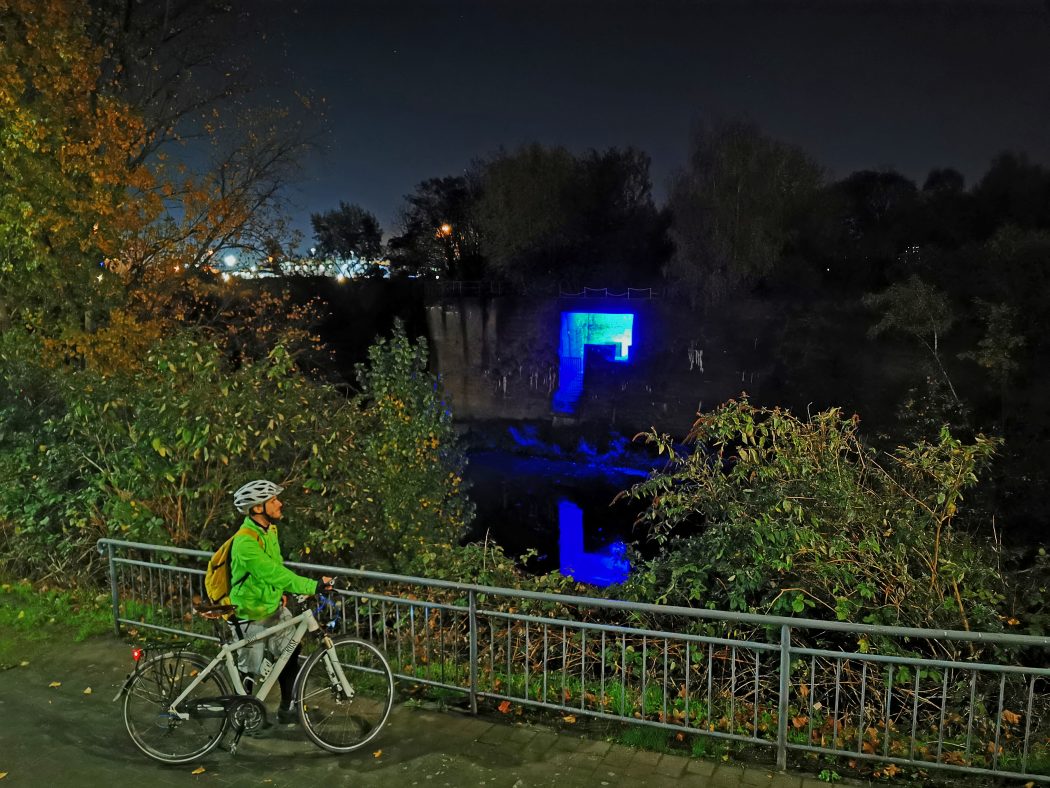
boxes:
[132,647,143,662]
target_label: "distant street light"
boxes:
[436,223,452,238]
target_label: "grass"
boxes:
[617,725,671,752]
[0,576,113,663]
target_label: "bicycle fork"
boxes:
[319,636,355,702]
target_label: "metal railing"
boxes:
[97,538,1050,782]
[558,286,661,299]
[424,280,504,298]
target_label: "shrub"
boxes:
[0,321,472,578]
[619,398,1004,631]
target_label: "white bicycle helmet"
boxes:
[233,479,284,513]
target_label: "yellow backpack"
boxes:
[204,527,264,606]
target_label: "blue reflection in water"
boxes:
[558,500,630,586]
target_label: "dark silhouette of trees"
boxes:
[387,175,484,279]
[476,144,669,290]
[972,152,1050,235]
[311,202,384,263]
[666,120,823,306]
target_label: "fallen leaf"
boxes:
[562,715,577,724]
[373,750,382,758]
[1002,709,1021,725]
[497,700,511,714]
[18,661,28,667]
[83,687,92,695]
[48,681,61,688]
[191,766,205,775]
[0,772,7,780]
[675,732,685,742]
[791,715,808,728]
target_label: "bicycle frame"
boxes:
[164,605,354,720]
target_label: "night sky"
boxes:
[246,0,1050,241]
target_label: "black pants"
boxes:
[277,644,301,707]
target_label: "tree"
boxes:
[621,400,1001,630]
[476,144,669,289]
[864,275,959,401]
[88,0,254,166]
[311,202,383,266]
[476,144,578,288]
[914,168,975,251]
[825,169,920,290]
[973,152,1050,235]
[957,299,1024,437]
[566,148,671,288]
[665,120,823,306]
[387,175,484,279]
[0,0,156,329]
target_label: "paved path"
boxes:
[0,635,862,787]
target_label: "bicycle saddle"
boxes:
[194,602,238,619]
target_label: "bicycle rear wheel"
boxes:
[123,651,230,763]
[294,637,394,753]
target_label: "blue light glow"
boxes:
[558,500,630,586]
[553,312,635,413]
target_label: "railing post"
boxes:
[468,589,478,715]
[777,624,792,770]
[107,542,121,637]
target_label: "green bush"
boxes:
[0,321,472,578]
[304,322,473,571]
[620,398,1005,632]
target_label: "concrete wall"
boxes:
[426,294,786,434]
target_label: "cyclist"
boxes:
[229,479,333,724]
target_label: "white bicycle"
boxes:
[116,591,394,763]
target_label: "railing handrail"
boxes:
[95,537,1050,648]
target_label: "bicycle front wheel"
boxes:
[294,637,394,753]
[123,651,230,763]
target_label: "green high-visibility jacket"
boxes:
[228,517,315,620]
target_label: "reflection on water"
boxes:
[465,447,652,587]
[558,500,630,586]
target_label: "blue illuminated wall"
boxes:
[558,500,630,586]
[553,312,635,413]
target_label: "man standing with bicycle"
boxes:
[229,479,333,724]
